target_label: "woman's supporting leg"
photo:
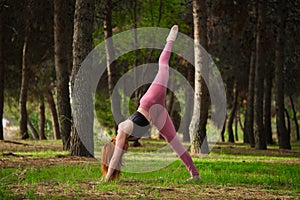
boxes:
[154,111,200,177]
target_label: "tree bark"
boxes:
[227,85,238,143]
[70,0,95,157]
[53,0,75,150]
[244,0,256,147]
[235,103,239,141]
[0,4,4,140]
[104,0,115,98]
[264,63,273,145]
[19,1,30,139]
[27,120,39,140]
[244,48,255,146]
[274,0,291,150]
[39,95,47,140]
[190,0,209,154]
[254,0,267,150]
[103,0,120,134]
[284,108,291,137]
[132,0,140,103]
[183,64,194,142]
[47,90,61,140]
[289,95,299,140]
[221,115,227,142]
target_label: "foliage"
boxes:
[94,0,190,45]
[94,92,114,128]
[1,0,299,147]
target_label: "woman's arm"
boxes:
[105,129,128,181]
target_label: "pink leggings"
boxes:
[139,41,199,177]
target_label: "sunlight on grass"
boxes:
[0,140,299,199]
[12,150,70,158]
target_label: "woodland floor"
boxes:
[0,139,299,200]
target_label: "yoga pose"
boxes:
[102,25,201,182]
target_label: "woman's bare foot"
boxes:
[166,25,178,42]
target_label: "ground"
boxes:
[0,139,299,199]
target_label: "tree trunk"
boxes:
[274,0,291,150]
[227,85,238,143]
[264,63,273,145]
[238,102,245,136]
[221,115,227,142]
[27,120,39,140]
[47,90,61,140]
[104,0,115,99]
[235,100,239,142]
[0,5,4,140]
[19,3,30,139]
[70,0,95,157]
[254,0,267,150]
[244,48,255,146]
[53,0,75,150]
[244,0,256,147]
[190,0,209,154]
[39,95,47,140]
[183,64,194,142]
[284,108,291,137]
[133,0,140,103]
[103,0,119,134]
[289,95,299,140]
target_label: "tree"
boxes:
[189,0,209,154]
[274,0,291,150]
[0,0,4,140]
[103,0,122,134]
[53,0,75,150]
[253,0,267,150]
[103,0,115,99]
[70,0,95,157]
[207,0,252,145]
[183,64,194,142]
[27,120,39,139]
[230,0,249,144]
[19,0,31,139]
[244,0,256,147]
[264,23,274,145]
[264,64,273,145]
[284,0,300,141]
[39,95,47,140]
[227,83,238,143]
[289,95,299,141]
[46,89,61,140]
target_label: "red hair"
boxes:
[101,136,128,180]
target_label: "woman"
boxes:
[103,25,201,182]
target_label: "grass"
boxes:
[0,140,300,199]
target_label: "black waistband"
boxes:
[129,111,150,127]
[128,111,150,138]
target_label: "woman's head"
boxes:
[101,136,128,180]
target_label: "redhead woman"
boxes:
[102,25,201,183]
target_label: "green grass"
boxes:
[0,140,300,199]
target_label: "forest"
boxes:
[1,0,299,152]
[0,0,300,199]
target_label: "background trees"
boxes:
[70,0,95,157]
[275,0,292,149]
[53,0,75,150]
[1,0,299,155]
[0,0,4,140]
[189,0,210,154]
